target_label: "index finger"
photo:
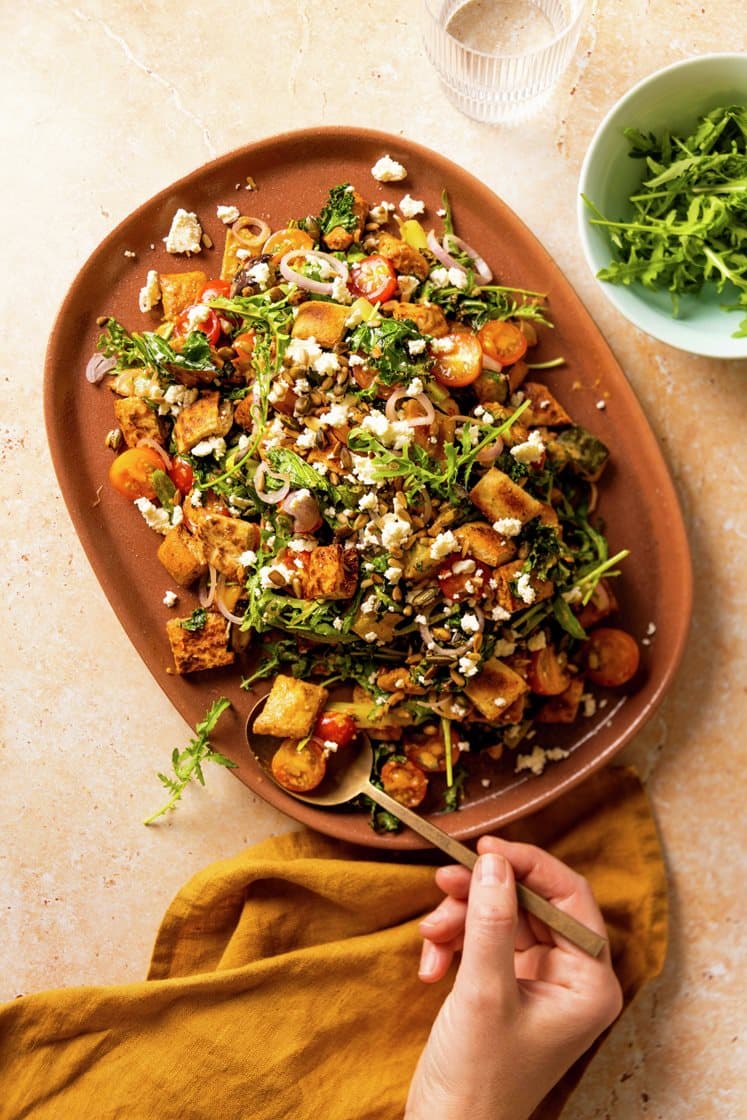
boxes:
[477,836,609,945]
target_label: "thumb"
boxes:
[457,852,518,1006]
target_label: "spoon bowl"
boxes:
[245,697,608,958]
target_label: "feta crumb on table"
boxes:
[371,155,407,182]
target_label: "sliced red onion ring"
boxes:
[254,461,291,505]
[281,489,322,534]
[476,437,504,465]
[137,438,172,470]
[444,234,493,284]
[199,564,217,608]
[384,389,435,428]
[278,249,349,295]
[232,216,271,249]
[481,353,504,373]
[215,575,246,626]
[426,228,464,273]
[86,353,116,383]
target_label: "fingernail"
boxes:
[419,909,445,930]
[476,852,508,885]
[419,940,439,979]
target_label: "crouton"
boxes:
[453,522,517,568]
[173,391,234,454]
[322,189,368,252]
[113,397,165,448]
[376,667,426,695]
[492,560,554,614]
[535,678,584,723]
[305,544,358,600]
[157,523,208,587]
[376,231,430,280]
[519,382,573,427]
[166,611,234,674]
[160,271,208,320]
[291,301,350,349]
[468,468,544,526]
[190,512,260,580]
[253,675,329,740]
[464,658,528,720]
[382,301,449,338]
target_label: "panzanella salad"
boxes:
[91,172,640,827]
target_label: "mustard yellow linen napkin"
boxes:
[0,766,667,1120]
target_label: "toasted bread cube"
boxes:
[520,382,573,427]
[291,301,350,349]
[253,675,329,740]
[464,658,528,720]
[376,231,430,280]
[113,397,165,448]
[160,270,208,320]
[469,468,544,526]
[382,300,449,338]
[157,524,208,587]
[191,512,259,580]
[492,560,554,614]
[173,391,233,454]
[166,611,234,674]
[305,544,358,600]
[453,522,517,568]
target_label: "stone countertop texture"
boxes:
[1,2,745,1117]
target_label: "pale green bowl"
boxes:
[577,53,747,360]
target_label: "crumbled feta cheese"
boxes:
[352,454,382,487]
[191,436,226,458]
[452,558,476,575]
[138,269,161,313]
[515,746,569,776]
[646,621,657,636]
[493,517,523,538]
[399,194,425,219]
[460,612,480,634]
[457,655,480,678]
[360,595,379,615]
[582,694,597,718]
[217,204,240,224]
[162,590,178,607]
[430,530,457,560]
[238,550,257,568]
[491,605,511,622]
[246,261,271,287]
[407,339,426,357]
[330,276,353,304]
[368,202,395,223]
[406,376,425,395]
[285,336,322,367]
[415,614,428,625]
[515,572,536,605]
[510,429,546,465]
[526,630,547,652]
[380,512,412,550]
[313,351,341,376]
[397,275,420,301]
[371,155,407,182]
[318,403,348,427]
[359,491,378,511]
[493,639,517,656]
[596,399,607,410]
[494,697,507,708]
[430,336,453,353]
[295,427,317,450]
[347,352,365,367]
[562,586,583,604]
[360,409,412,450]
[332,618,344,632]
[364,631,379,643]
[134,497,171,535]
[164,208,203,254]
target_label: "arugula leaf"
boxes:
[346,317,430,385]
[144,697,234,824]
[97,317,218,376]
[267,448,331,494]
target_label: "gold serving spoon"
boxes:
[246,698,607,958]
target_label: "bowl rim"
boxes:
[577,52,747,359]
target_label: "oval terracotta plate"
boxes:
[44,126,692,848]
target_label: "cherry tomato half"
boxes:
[583,627,640,688]
[437,557,490,602]
[477,320,528,367]
[168,457,194,496]
[271,737,327,793]
[380,759,428,808]
[527,645,571,696]
[263,227,315,266]
[173,304,222,345]
[430,330,483,388]
[314,710,357,749]
[108,446,164,500]
[198,278,231,302]
[348,255,398,303]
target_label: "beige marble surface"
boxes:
[1,2,745,1116]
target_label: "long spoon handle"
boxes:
[364,781,607,958]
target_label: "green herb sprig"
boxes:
[144,698,235,825]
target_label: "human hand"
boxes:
[405,837,623,1120]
